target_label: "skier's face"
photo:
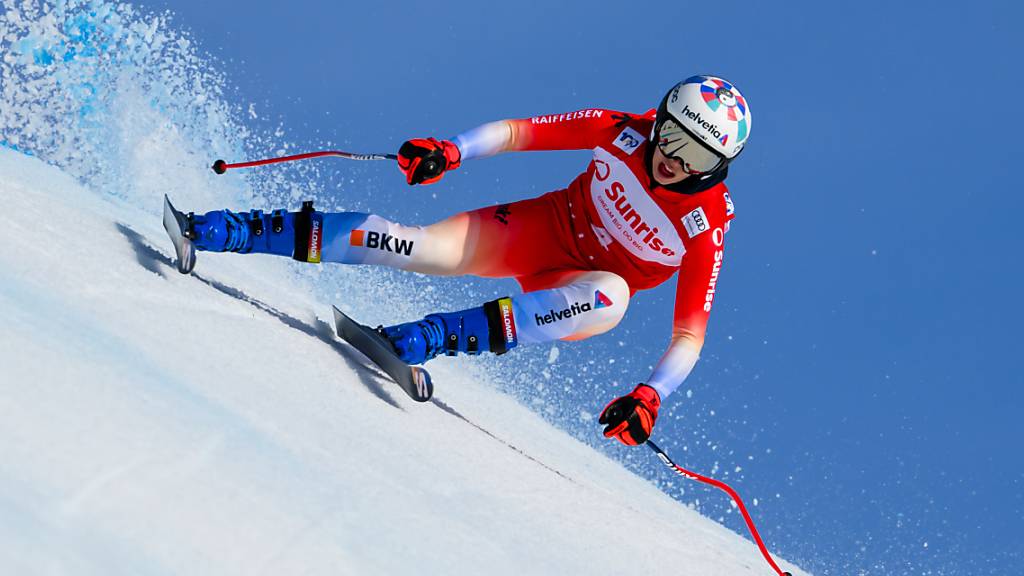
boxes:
[651,145,692,186]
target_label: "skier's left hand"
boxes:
[599,384,661,446]
[397,138,462,185]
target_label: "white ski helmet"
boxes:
[654,75,751,180]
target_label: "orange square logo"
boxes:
[350,229,365,246]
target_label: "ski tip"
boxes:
[162,195,196,275]
[331,305,345,331]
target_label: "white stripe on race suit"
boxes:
[589,147,684,266]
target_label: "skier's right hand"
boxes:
[397,138,462,185]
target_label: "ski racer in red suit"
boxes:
[172,75,752,447]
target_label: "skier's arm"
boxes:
[399,109,636,184]
[600,234,724,446]
[453,109,634,160]
[646,233,725,400]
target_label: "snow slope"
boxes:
[0,147,808,575]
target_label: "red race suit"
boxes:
[453,108,736,399]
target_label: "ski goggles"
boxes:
[655,117,726,175]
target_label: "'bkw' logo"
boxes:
[350,230,415,256]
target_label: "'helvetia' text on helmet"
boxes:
[656,75,751,161]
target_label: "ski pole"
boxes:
[646,440,792,576]
[211,149,399,174]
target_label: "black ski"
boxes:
[332,306,433,402]
[162,195,196,274]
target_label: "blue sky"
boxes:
[141,0,1023,573]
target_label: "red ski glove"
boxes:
[397,138,462,185]
[599,384,661,446]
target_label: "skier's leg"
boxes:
[510,270,631,343]
[382,270,630,364]
[187,202,483,271]
[190,208,482,272]
[187,189,583,276]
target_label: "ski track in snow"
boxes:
[0,148,810,575]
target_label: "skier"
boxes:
[167,75,751,447]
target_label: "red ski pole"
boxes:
[646,440,792,576]
[211,149,398,174]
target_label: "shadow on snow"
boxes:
[116,222,402,410]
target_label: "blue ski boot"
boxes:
[379,298,519,365]
[187,204,300,257]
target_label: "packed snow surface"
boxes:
[0,149,808,575]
